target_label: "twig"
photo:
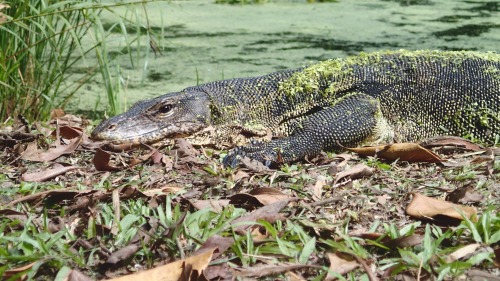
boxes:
[353,255,378,281]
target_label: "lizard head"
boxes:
[91,87,211,144]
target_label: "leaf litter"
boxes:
[0,112,499,280]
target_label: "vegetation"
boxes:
[0,0,498,280]
[0,0,160,123]
[0,122,499,279]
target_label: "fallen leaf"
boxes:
[109,248,215,281]
[2,262,37,280]
[377,194,389,205]
[50,125,82,140]
[234,263,315,278]
[446,186,484,204]
[230,188,290,208]
[231,199,290,234]
[194,235,234,260]
[325,252,360,280]
[232,170,250,182]
[93,148,122,171]
[468,269,500,281]
[22,130,82,162]
[334,164,373,184]
[6,189,94,207]
[285,271,307,281]
[189,199,230,212]
[21,165,79,182]
[203,264,233,280]
[445,243,481,263]
[173,138,200,158]
[349,143,443,163]
[142,186,184,198]
[312,175,326,200]
[67,268,93,281]
[420,136,484,151]
[384,234,424,249]
[50,108,66,119]
[106,242,141,265]
[406,193,477,224]
[150,150,164,164]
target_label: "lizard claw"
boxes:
[223,147,246,168]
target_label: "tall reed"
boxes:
[0,0,160,122]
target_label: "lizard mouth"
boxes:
[91,122,207,144]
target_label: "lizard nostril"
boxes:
[107,124,117,131]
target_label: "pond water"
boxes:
[67,0,500,114]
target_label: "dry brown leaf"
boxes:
[106,242,141,265]
[445,243,481,263]
[406,192,477,223]
[194,235,234,260]
[230,188,290,209]
[21,165,79,182]
[50,125,82,140]
[142,186,184,197]
[93,148,122,171]
[232,170,250,182]
[150,150,164,164]
[110,248,215,281]
[468,269,500,281]
[312,175,326,200]
[285,271,307,281]
[325,252,360,280]
[420,136,484,151]
[446,186,484,204]
[334,164,373,184]
[189,199,230,212]
[50,108,66,119]
[332,153,352,168]
[231,199,290,233]
[249,187,290,205]
[349,143,443,163]
[22,133,82,162]
[234,263,314,278]
[384,234,424,249]
[66,268,93,281]
[2,262,36,280]
[203,264,233,280]
[174,138,200,157]
[6,189,95,208]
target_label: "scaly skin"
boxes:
[92,50,500,167]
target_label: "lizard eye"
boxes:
[158,104,174,114]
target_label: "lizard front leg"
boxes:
[223,93,389,167]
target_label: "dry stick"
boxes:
[353,255,379,281]
[310,197,343,208]
[417,258,423,281]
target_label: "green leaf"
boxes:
[398,248,421,267]
[298,237,316,264]
[54,266,72,281]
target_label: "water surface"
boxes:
[67,0,500,114]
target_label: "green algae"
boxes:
[64,0,500,115]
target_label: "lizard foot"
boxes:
[223,145,278,168]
